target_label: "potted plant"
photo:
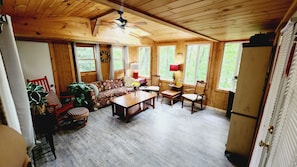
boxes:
[68,82,91,109]
[26,82,48,115]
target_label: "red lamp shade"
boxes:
[169,64,180,71]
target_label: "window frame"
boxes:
[138,46,151,78]
[217,41,246,91]
[158,45,176,81]
[112,46,124,71]
[184,43,211,85]
[75,44,96,73]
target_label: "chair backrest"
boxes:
[27,76,51,92]
[151,75,160,86]
[194,80,207,95]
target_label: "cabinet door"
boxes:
[232,46,272,117]
[226,114,257,158]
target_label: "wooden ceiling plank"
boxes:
[1,0,16,14]
[91,0,219,42]
[164,0,286,22]
[15,0,29,16]
[23,0,42,17]
[38,0,61,17]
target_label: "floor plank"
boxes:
[36,99,234,167]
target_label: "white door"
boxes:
[250,21,297,167]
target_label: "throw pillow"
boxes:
[46,90,62,109]
[124,76,135,87]
[88,83,99,97]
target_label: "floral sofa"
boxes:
[88,78,134,111]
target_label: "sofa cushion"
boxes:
[103,79,124,90]
[88,83,99,96]
[124,76,135,87]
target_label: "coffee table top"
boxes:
[110,91,157,108]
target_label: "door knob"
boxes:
[259,140,270,148]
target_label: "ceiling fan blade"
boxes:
[130,21,147,25]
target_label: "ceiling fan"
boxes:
[101,10,147,29]
[115,10,127,29]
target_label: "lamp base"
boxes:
[133,72,138,79]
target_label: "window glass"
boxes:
[158,46,176,80]
[76,46,96,72]
[184,44,210,84]
[112,47,124,70]
[218,42,244,91]
[139,47,151,77]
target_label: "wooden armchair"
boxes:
[181,80,207,114]
[139,75,161,99]
[27,76,74,127]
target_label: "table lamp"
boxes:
[169,64,180,85]
[130,62,139,79]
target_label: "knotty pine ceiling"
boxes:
[1,0,294,42]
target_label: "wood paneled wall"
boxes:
[100,44,111,80]
[129,40,229,110]
[48,39,229,110]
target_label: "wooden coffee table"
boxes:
[110,91,157,122]
[161,89,182,106]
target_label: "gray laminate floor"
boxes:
[36,99,234,167]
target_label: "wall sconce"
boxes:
[130,62,139,79]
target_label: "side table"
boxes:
[161,89,182,106]
[168,84,183,91]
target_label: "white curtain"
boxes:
[95,44,103,80]
[124,46,129,76]
[0,15,34,147]
[109,45,114,79]
[72,42,82,82]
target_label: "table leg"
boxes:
[152,97,155,109]
[112,103,115,116]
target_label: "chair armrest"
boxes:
[60,95,74,104]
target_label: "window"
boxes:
[138,47,151,77]
[158,45,176,80]
[76,46,96,72]
[112,47,124,70]
[218,42,244,91]
[184,44,210,84]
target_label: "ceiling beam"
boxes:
[91,0,219,42]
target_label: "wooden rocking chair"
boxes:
[27,76,74,127]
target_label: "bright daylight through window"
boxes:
[112,47,124,70]
[76,46,96,72]
[158,45,176,80]
[184,44,210,85]
[218,42,244,91]
[138,47,151,77]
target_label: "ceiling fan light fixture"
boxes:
[115,10,128,29]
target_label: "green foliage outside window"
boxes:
[184,44,210,84]
[76,47,96,72]
[112,47,124,70]
[218,42,243,90]
[158,46,175,80]
[139,47,150,77]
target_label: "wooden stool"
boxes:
[67,107,89,128]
